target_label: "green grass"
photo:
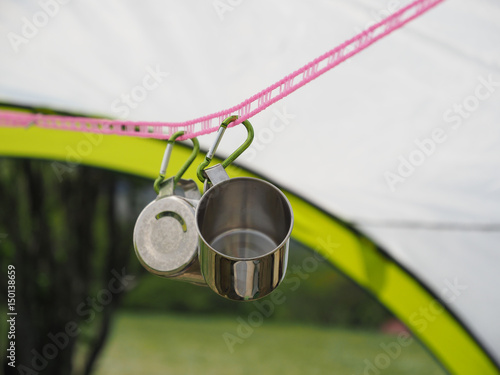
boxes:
[93,312,447,375]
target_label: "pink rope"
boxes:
[0,0,445,141]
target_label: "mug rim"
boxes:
[195,176,294,261]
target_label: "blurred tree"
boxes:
[0,159,146,375]
[0,157,393,375]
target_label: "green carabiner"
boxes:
[197,115,254,182]
[154,131,200,194]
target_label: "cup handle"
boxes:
[203,164,230,192]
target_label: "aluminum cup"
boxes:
[196,166,293,301]
[134,178,205,285]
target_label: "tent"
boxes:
[1,0,499,373]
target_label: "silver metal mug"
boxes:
[133,133,204,285]
[134,176,205,285]
[196,164,293,301]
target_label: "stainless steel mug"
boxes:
[133,133,205,285]
[196,164,293,301]
[134,176,204,285]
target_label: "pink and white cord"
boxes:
[0,0,445,141]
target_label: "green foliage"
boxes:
[0,159,149,375]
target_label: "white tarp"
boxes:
[1,0,499,363]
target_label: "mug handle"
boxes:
[202,164,230,192]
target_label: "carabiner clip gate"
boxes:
[154,131,200,194]
[197,116,254,182]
